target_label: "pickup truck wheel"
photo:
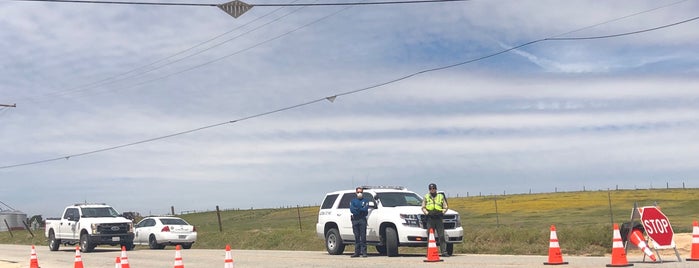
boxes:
[324,228,345,255]
[48,230,60,251]
[182,243,193,249]
[80,233,95,252]
[149,235,165,249]
[385,227,399,257]
[446,243,454,256]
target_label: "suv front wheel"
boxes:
[385,227,399,257]
[325,228,345,255]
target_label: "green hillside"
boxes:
[3,188,698,256]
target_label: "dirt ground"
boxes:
[625,232,693,259]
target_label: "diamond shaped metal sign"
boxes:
[218,0,252,18]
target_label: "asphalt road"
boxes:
[0,244,694,268]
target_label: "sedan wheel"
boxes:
[149,235,165,249]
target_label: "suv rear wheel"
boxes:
[375,245,386,255]
[385,227,399,257]
[324,228,345,255]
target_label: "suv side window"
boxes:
[321,194,339,209]
[337,193,374,209]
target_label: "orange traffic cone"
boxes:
[423,228,444,262]
[173,244,185,268]
[628,229,656,262]
[115,257,121,268]
[687,220,699,261]
[544,225,568,265]
[74,246,85,268]
[224,244,234,268]
[29,245,40,268]
[606,223,633,267]
[120,246,131,268]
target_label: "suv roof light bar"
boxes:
[360,185,406,190]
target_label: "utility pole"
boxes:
[0,103,16,108]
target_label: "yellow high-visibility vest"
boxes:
[424,193,445,211]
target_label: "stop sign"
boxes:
[640,206,674,247]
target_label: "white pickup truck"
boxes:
[45,203,135,252]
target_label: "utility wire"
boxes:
[10,0,473,7]
[23,1,309,101]
[19,0,688,102]
[30,2,350,100]
[1,15,696,170]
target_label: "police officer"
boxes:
[421,183,449,256]
[350,187,369,257]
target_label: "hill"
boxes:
[2,188,697,256]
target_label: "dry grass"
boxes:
[2,188,697,256]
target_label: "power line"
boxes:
[49,0,691,100]
[9,0,473,7]
[1,15,696,170]
[547,16,699,41]
[19,1,311,102]
[17,0,688,103]
[29,1,355,100]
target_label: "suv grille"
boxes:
[97,223,130,234]
[419,214,458,229]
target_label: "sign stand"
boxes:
[628,202,682,262]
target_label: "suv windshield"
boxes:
[378,192,423,207]
[82,207,121,217]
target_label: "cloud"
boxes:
[2,0,699,217]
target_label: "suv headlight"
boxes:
[400,214,423,228]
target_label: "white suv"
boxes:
[316,186,463,256]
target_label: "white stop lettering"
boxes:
[643,219,669,234]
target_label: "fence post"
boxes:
[297,205,302,232]
[607,191,614,227]
[23,219,34,238]
[216,205,223,232]
[494,196,500,227]
[4,219,12,238]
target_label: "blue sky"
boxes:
[1,0,698,217]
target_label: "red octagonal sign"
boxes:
[640,206,674,247]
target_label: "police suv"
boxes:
[316,186,463,256]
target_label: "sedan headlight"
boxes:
[400,214,423,228]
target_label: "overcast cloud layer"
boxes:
[1,0,698,217]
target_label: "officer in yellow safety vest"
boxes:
[421,182,449,256]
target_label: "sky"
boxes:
[1,0,698,217]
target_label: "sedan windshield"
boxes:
[378,192,423,207]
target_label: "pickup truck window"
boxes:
[82,207,121,217]
[64,208,80,221]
